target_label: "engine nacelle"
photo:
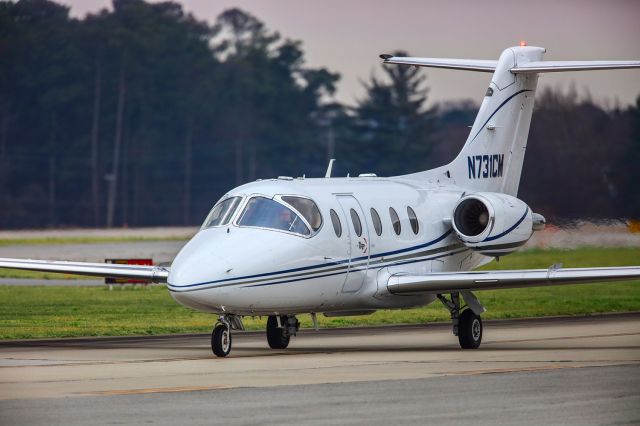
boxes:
[451,192,533,256]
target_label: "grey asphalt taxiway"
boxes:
[1,314,639,425]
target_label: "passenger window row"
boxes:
[329,206,419,238]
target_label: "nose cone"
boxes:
[167,226,316,313]
[168,229,234,313]
[168,229,232,289]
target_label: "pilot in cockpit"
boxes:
[276,208,294,230]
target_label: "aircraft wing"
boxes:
[0,258,169,283]
[387,266,640,294]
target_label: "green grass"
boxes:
[0,236,188,246]
[0,269,96,280]
[477,246,639,271]
[0,235,188,278]
[0,247,638,340]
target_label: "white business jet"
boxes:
[2,44,640,357]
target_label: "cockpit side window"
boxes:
[238,196,310,236]
[281,196,323,232]
[202,196,242,229]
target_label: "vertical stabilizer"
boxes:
[402,46,545,195]
[383,46,640,195]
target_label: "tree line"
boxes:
[0,0,638,229]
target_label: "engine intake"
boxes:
[452,192,535,256]
[453,197,490,236]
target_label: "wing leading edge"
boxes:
[387,266,640,294]
[0,258,169,283]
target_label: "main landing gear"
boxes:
[437,292,484,349]
[266,315,300,349]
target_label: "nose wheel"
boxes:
[211,323,231,357]
[211,315,244,358]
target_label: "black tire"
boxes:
[211,323,232,357]
[458,309,482,349]
[266,315,290,349]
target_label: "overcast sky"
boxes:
[62,0,640,108]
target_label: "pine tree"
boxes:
[346,52,437,176]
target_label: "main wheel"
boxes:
[266,315,290,349]
[458,309,482,349]
[211,323,232,357]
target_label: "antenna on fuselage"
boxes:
[325,158,336,178]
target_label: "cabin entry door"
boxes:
[335,195,370,293]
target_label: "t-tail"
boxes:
[381,45,640,196]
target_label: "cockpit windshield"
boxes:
[201,196,242,229]
[237,196,310,236]
[281,196,323,231]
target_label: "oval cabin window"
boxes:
[350,208,363,237]
[330,209,342,237]
[370,208,382,236]
[389,207,401,235]
[407,206,419,235]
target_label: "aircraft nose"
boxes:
[168,253,232,289]
[167,230,233,290]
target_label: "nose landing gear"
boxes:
[211,314,244,358]
[266,315,299,349]
[211,322,232,357]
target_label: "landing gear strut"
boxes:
[211,315,244,358]
[437,292,483,349]
[266,315,299,349]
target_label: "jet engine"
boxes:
[451,192,543,256]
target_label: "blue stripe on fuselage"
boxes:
[167,228,454,290]
[240,247,468,289]
[167,246,469,292]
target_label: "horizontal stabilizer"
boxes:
[381,55,640,75]
[0,258,169,283]
[387,266,640,294]
[380,55,497,72]
[511,60,640,73]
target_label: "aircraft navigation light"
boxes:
[520,40,527,47]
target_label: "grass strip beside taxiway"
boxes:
[0,247,639,339]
